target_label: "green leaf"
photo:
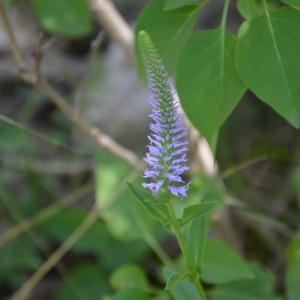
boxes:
[109,264,149,292]
[177,28,246,151]
[31,0,92,37]
[54,264,110,300]
[237,0,257,19]
[95,152,157,242]
[0,236,41,289]
[126,182,157,202]
[181,202,219,227]
[286,230,300,262]
[42,208,111,254]
[164,0,199,10]
[281,0,300,8]
[165,270,195,290]
[187,215,207,272]
[201,239,253,284]
[293,167,300,211]
[135,0,200,84]
[236,6,300,128]
[0,122,27,151]
[163,268,201,300]
[112,288,151,300]
[127,182,170,227]
[211,264,279,300]
[42,207,149,267]
[286,253,300,300]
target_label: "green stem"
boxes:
[220,0,230,29]
[167,201,207,300]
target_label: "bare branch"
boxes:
[32,32,45,81]
[0,3,26,69]
[89,0,135,64]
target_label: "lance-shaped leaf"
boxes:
[135,0,200,84]
[163,268,201,300]
[237,6,300,128]
[181,202,219,227]
[127,183,169,227]
[177,28,246,152]
[165,270,196,290]
[187,215,207,272]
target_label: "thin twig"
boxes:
[32,32,45,81]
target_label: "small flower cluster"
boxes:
[138,31,190,200]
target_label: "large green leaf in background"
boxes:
[280,0,300,8]
[31,0,92,37]
[237,6,300,128]
[164,0,199,10]
[55,264,110,300]
[42,208,149,268]
[211,264,279,300]
[109,264,150,292]
[201,239,253,284]
[112,287,151,300]
[286,253,300,300]
[176,28,246,152]
[286,231,300,300]
[135,0,200,84]
[237,0,257,19]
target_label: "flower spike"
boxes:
[138,31,190,201]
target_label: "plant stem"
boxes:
[167,201,207,300]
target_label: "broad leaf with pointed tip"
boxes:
[211,264,279,300]
[201,239,254,284]
[135,0,200,84]
[177,28,246,152]
[237,6,300,128]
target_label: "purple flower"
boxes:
[138,31,191,200]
